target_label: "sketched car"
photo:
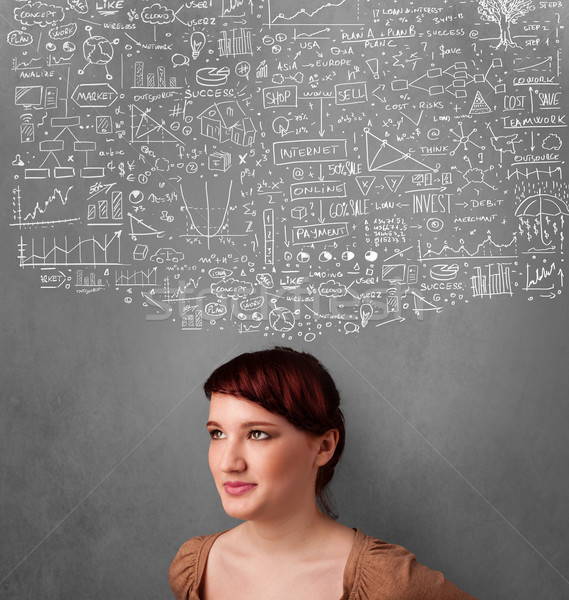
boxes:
[150,248,184,264]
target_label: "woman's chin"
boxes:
[219,494,254,518]
[221,503,256,521]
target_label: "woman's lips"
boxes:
[223,481,257,496]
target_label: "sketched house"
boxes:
[231,117,256,147]
[198,101,256,147]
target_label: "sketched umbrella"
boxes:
[514,193,569,246]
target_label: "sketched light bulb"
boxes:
[360,303,374,328]
[190,32,206,59]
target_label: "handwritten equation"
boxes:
[6,0,568,339]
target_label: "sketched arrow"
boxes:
[375,316,405,328]
[142,292,172,313]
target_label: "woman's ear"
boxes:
[314,429,340,467]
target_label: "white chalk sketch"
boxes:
[4,0,567,337]
[78,27,118,80]
[477,0,534,50]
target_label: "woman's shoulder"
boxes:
[168,532,225,600]
[352,530,478,600]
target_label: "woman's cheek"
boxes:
[208,445,220,475]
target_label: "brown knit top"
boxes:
[169,528,477,600]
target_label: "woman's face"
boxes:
[207,392,325,522]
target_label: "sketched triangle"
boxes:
[355,175,376,196]
[469,90,492,114]
[128,212,164,237]
[131,103,184,144]
[365,130,435,172]
[384,174,404,193]
[413,291,440,312]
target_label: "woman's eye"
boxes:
[249,430,269,440]
[209,429,225,439]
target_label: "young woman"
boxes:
[169,347,477,600]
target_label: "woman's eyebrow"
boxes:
[206,420,278,428]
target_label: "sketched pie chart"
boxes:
[273,116,290,135]
[129,190,144,204]
[430,264,459,281]
[196,66,230,87]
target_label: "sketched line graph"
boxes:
[418,235,518,262]
[221,0,252,17]
[11,185,80,228]
[524,261,564,293]
[267,0,358,25]
[18,231,123,267]
[115,267,158,287]
[507,166,563,180]
[180,180,247,249]
[12,57,43,71]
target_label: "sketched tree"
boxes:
[477,0,534,49]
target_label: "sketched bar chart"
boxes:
[4,0,568,337]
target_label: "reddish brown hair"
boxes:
[203,346,345,519]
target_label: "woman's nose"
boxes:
[220,440,246,473]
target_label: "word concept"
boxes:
[6,0,568,339]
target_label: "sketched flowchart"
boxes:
[4,0,568,336]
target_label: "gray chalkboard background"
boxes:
[2,1,569,599]
[2,264,569,599]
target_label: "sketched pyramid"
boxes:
[469,90,492,115]
[131,104,184,144]
[365,130,435,172]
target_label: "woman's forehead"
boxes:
[208,392,283,423]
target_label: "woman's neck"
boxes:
[236,504,334,557]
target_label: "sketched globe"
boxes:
[83,36,114,65]
[269,307,295,332]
